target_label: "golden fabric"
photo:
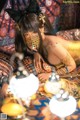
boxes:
[67,41,80,60]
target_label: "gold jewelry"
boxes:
[39,13,45,24]
[56,66,69,75]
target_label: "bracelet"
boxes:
[56,66,69,75]
[65,66,69,73]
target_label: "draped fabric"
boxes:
[59,3,80,30]
[0,0,30,47]
[38,0,63,23]
[38,0,63,33]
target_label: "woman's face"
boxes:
[24,31,40,52]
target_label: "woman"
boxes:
[6,9,80,81]
[0,0,42,97]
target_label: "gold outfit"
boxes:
[67,41,80,60]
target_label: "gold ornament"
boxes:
[39,14,45,24]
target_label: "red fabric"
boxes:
[38,0,63,23]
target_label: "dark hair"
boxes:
[43,14,55,35]
[15,13,55,59]
[15,26,26,53]
[19,13,39,33]
[15,13,43,56]
[0,0,7,13]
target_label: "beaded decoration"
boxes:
[24,33,40,51]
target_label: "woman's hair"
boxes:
[0,0,7,13]
[15,26,26,53]
[15,13,44,55]
[18,13,54,35]
[42,14,55,35]
[19,13,40,33]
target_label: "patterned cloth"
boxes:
[27,96,80,120]
[0,51,52,79]
[38,0,63,24]
[0,96,80,120]
[38,0,63,33]
[0,0,30,47]
[56,29,80,40]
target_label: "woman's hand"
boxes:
[38,72,51,82]
[34,52,44,69]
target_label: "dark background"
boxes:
[59,3,80,30]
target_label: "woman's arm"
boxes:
[49,42,76,74]
[34,52,44,69]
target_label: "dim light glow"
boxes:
[49,96,77,118]
[8,74,39,99]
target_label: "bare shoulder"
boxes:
[46,35,61,46]
[46,35,70,46]
[47,35,63,42]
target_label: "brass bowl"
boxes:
[1,102,26,117]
